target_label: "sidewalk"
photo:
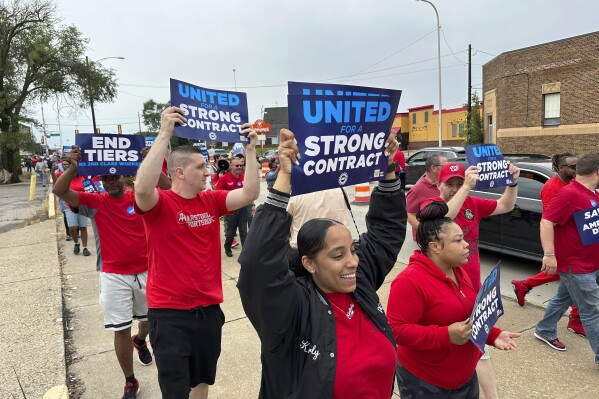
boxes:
[0,180,597,398]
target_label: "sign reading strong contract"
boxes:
[288,82,401,196]
[469,263,504,352]
[170,78,249,143]
[177,211,214,228]
[465,144,514,190]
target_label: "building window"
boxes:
[424,111,429,123]
[412,113,416,124]
[543,92,560,126]
[459,123,464,134]
[451,124,457,137]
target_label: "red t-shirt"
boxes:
[324,292,396,399]
[393,151,406,173]
[135,189,229,309]
[78,191,147,274]
[422,196,497,291]
[406,175,440,241]
[542,180,599,274]
[540,175,567,212]
[215,172,244,191]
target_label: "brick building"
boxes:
[483,31,599,155]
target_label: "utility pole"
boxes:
[233,69,237,91]
[40,104,48,155]
[467,44,472,125]
[138,113,142,133]
[55,95,63,151]
[85,56,97,133]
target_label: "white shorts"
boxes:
[64,207,88,228]
[99,271,148,331]
[481,344,491,360]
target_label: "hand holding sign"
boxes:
[507,161,520,184]
[68,145,83,167]
[160,107,187,139]
[463,166,479,190]
[278,129,300,175]
[448,318,473,345]
[240,123,258,152]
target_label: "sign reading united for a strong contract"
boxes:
[465,144,514,190]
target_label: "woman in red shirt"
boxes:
[387,201,521,398]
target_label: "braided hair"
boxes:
[551,152,575,172]
[415,201,453,254]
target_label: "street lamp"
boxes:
[85,56,124,133]
[416,0,443,146]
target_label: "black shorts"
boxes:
[148,306,225,398]
[397,362,479,399]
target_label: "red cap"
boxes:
[438,163,465,183]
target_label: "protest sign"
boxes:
[62,145,72,154]
[75,133,145,176]
[191,141,210,163]
[288,81,401,196]
[574,205,599,246]
[82,177,105,193]
[465,144,514,190]
[170,78,248,143]
[470,262,504,352]
[145,136,156,147]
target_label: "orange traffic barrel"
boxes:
[261,162,269,179]
[354,182,371,204]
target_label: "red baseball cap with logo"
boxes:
[438,163,466,183]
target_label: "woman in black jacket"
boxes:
[237,129,407,398]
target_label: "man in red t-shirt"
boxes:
[393,149,407,189]
[535,153,599,363]
[216,156,248,257]
[511,153,586,336]
[421,161,520,399]
[134,107,260,398]
[53,147,153,398]
[406,153,447,241]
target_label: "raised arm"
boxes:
[490,163,520,216]
[135,107,185,212]
[446,166,478,219]
[357,133,407,289]
[237,129,300,350]
[225,123,260,211]
[52,146,82,208]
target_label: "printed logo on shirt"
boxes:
[237,182,242,187]
[126,205,136,215]
[300,340,320,360]
[464,209,474,220]
[591,199,597,207]
[177,211,215,228]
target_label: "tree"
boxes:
[460,93,484,145]
[0,0,117,183]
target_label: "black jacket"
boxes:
[237,178,407,399]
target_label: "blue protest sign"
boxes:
[75,133,145,176]
[170,78,248,143]
[62,145,73,154]
[145,136,156,147]
[469,263,504,352]
[192,141,210,162]
[82,177,105,193]
[465,144,514,190]
[573,206,599,246]
[287,81,401,196]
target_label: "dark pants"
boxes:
[245,204,254,229]
[224,207,248,251]
[397,362,479,399]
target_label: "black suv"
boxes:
[405,147,466,187]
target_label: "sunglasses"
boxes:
[233,165,244,168]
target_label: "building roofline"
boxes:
[408,104,434,112]
[483,30,599,68]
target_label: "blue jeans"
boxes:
[536,269,599,364]
[38,171,47,186]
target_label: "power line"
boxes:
[440,28,467,64]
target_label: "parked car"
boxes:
[405,147,466,187]
[208,148,228,159]
[467,160,554,262]
[258,149,278,164]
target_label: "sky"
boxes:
[28,0,599,148]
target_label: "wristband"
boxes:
[508,182,518,187]
[543,253,555,257]
[386,162,398,174]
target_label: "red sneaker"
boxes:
[122,378,140,399]
[511,280,530,307]
[231,239,240,248]
[567,315,587,338]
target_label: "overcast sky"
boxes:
[31,0,598,148]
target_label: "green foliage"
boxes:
[142,99,170,134]
[0,0,118,183]
[460,93,484,145]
